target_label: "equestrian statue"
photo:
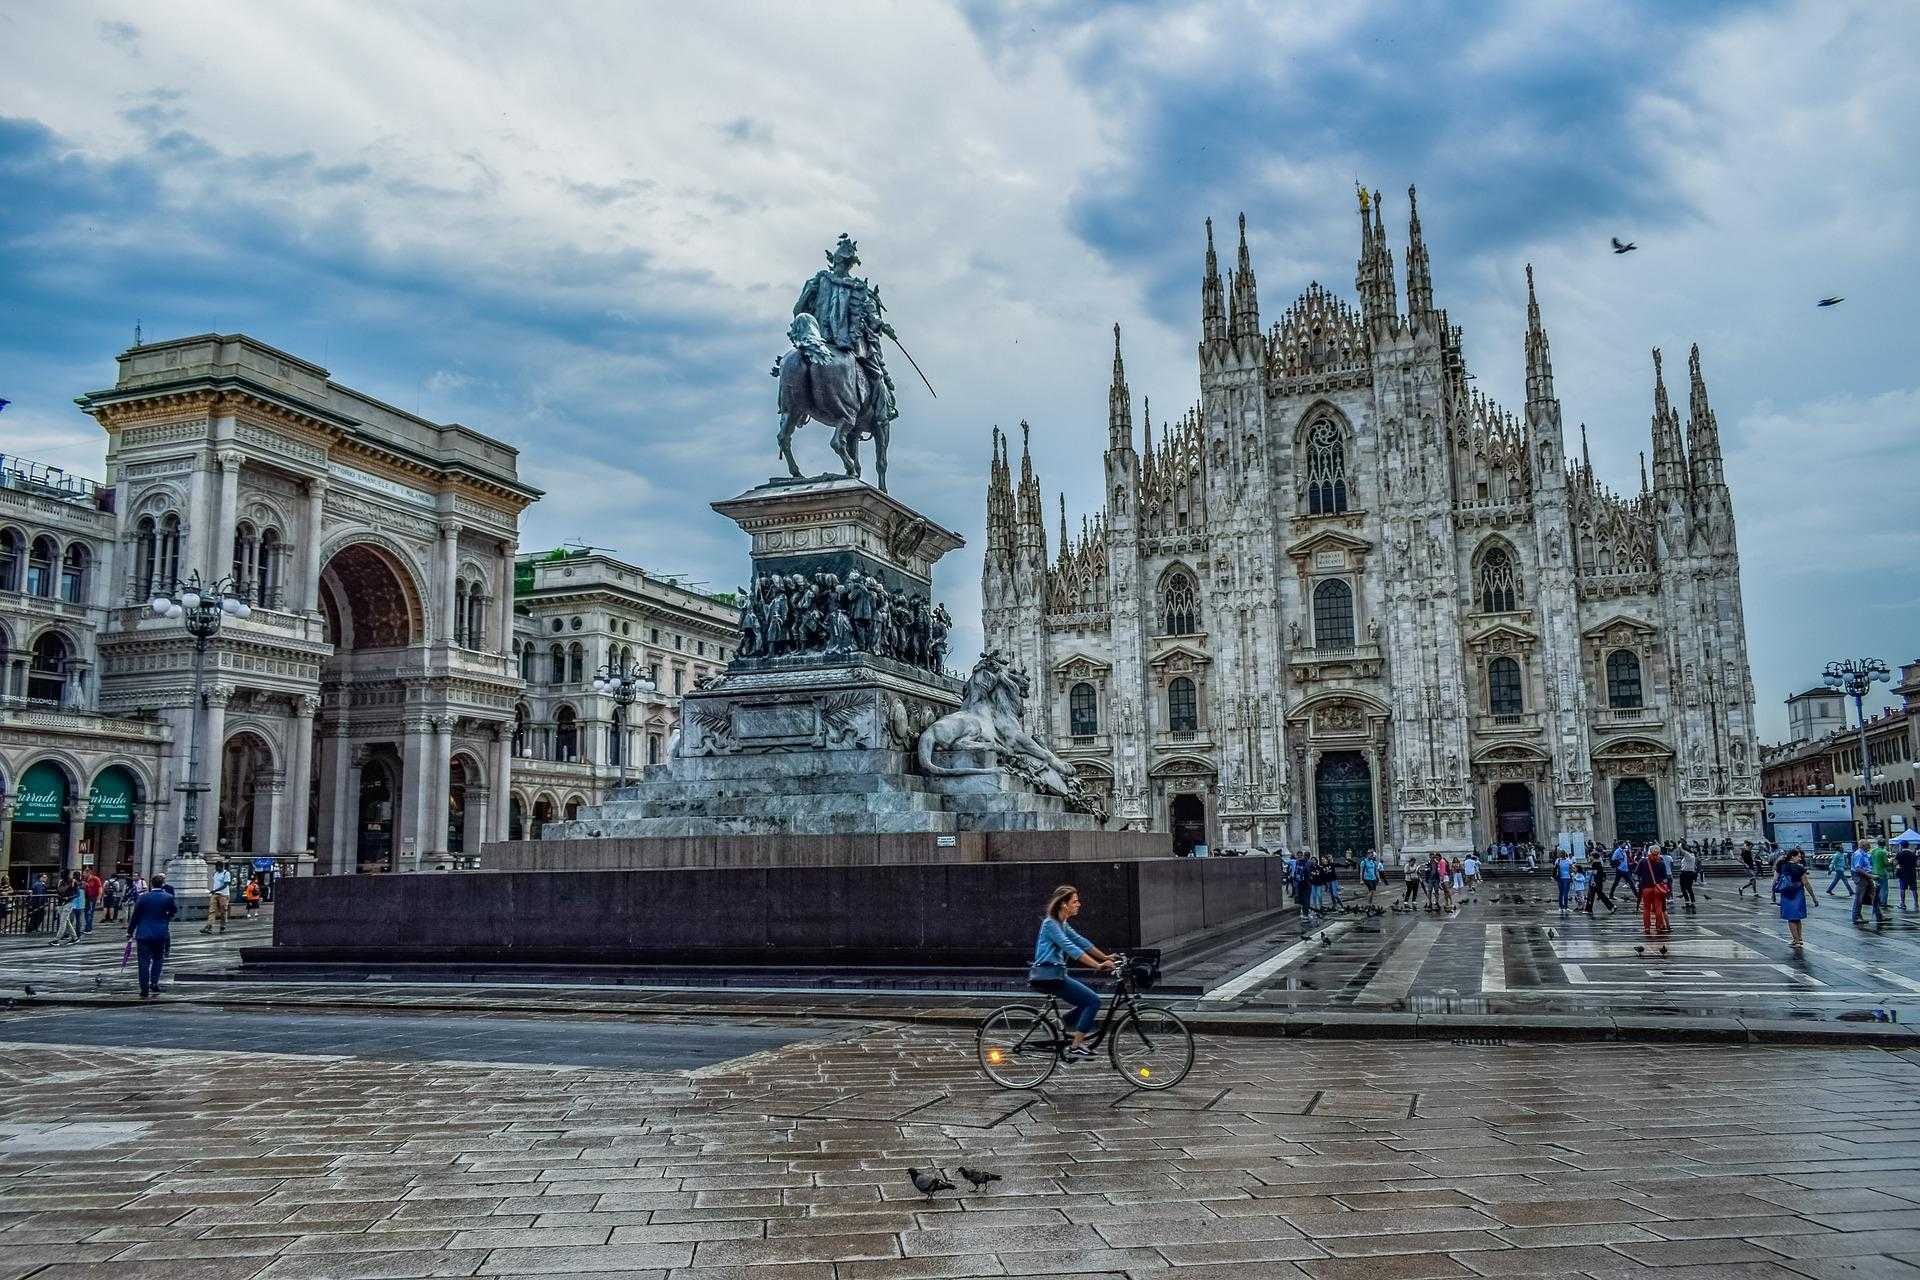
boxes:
[773,233,932,493]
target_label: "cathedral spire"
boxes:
[1016,419,1045,562]
[1142,395,1154,464]
[1580,422,1592,476]
[1686,342,1726,491]
[1524,263,1556,405]
[1650,348,1689,495]
[985,426,1014,560]
[1405,184,1434,321]
[1640,449,1649,496]
[1108,322,1133,452]
[1201,217,1227,351]
[1229,212,1261,343]
[1058,492,1070,565]
[1355,187,1397,331]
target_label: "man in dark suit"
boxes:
[126,873,177,1000]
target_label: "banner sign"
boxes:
[14,762,67,824]
[86,769,133,825]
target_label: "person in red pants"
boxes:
[1637,842,1673,935]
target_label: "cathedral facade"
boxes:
[983,189,1763,857]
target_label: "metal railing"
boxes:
[0,455,113,511]
[0,895,58,936]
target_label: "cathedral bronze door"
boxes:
[1613,778,1659,845]
[1315,751,1375,857]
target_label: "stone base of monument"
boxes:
[259,855,1290,970]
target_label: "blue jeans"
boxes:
[83,900,95,932]
[1557,877,1572,909]
[1877,873,1889,909]
[1036,976,1100,1034]
[136,938,168,994]
[1828,866,1853,895]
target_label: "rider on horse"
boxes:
[793,233,899,435]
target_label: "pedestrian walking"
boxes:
[1449,857,1465,896]
[1293,852,1314,925]
[51,875,83,945]
[1554,850,1574,913]
[1851,844,1886,926]
[1737,843,1761,898]
[101,875,122,923]
[1776,847,1816,948]
[1637,843,1673,936]
[201,862,232,934]
[126,873,178,999]
[1584,853,1615,914]
[1825,846,1854,896]
[81,868,102,933]
[242,877,262,918]
[1462,852,1480,890]
[1324,854,1345,912]
[1677,847,1699,912]
[1402,853,1421,906]
[1898,840,1919,912]
[1360,849,1381,907]
[1609,843,1634,899]
[1870,839,1891,914]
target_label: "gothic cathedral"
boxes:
[982,188,1762,857]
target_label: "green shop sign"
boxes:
[87,769,133,826]
[14,762,67,825]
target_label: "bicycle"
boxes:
[975,948,1195,1090]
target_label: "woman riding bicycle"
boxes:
[1029,884,1116,1060]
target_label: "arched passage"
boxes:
[1493,781,1536,844]
[217,732,276,856]
[318,542,424,652]
[85,764,143,876]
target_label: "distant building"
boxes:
[1785,687,1848,747]
[1761,659,1920,838]
[508,548,736,836]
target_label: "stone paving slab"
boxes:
[10,1022,1920,1277]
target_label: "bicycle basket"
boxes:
[1126,947,1163,990]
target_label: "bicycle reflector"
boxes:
[1139,1067,1151,1078]
[987,1049,1005,1064]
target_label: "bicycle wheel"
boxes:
[1108,1005,1194,1090]
[977,1004,1062,1089]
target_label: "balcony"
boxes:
[1288,641,1383,680]
[1474,711,1544,736]
[1593,704,1662,731]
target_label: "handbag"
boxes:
[1027,961,1065,983]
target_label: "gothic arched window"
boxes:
[1488,656,1524,716]
[1477,544,1519,613]
[1069,682,1098,736]
[1161,571,1200,635]
[1305,420,1348,515]
[1313,578,1355,649]
[1168,676,1198,732]
[1606,649,1644,709]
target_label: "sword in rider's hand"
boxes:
[885,331,938,399]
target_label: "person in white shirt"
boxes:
[201,863,233,935]
[1462,854,1480,888]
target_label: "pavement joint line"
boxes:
[1202,920,1355,1003]
[1482,923,1507,993]
[1355,921,1442,1005]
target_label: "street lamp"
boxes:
[150,573,252,891]
[1823,657,1892,841]
[590,658,656,786]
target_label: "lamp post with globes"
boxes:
[149,573,252,899]
[1824,657,1892,842]
[590,658,656,788]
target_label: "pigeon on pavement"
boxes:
[908,1168,955,1197]
[1611,237,1638,254]
[958,1167,1002,1190]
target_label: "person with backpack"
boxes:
[1676,847,1700,912]
[1609,843,1633,900]
[1898,840,1919,912]
[1776,847,1816,948]
[1360,849,1382,907]
[126,873,179,1000]
[1402,853,1421,907]
[1853,844,1886,926]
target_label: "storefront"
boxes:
[9,761,70,885]
[84,766,136,875]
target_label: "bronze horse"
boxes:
[774,314,890,491]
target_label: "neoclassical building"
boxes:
[984,190,1763,856]
[41,332,543,875]
[0,455,171,884]
[507,547,736,837]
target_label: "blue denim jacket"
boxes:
[1032,916,1092,968]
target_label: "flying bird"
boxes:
[1817,296,1845,307]
[958,1167,1002,1191]
[908,1168,954,1197]
[0,398,11,412]
[1611,238,1638,255]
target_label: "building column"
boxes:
[497,541,517,656]
[286,696,319,856]
[184,460,211,585]
[214,450,243,582]
[302,479,328,612]
[439,524,460,644]
[200,685,233,852]
[466,784,490,862]
[397,716,433,868]
[490,724,512,842]
[258,772,285,854]
[429,717,454,856]
[65,798,90,873]
[337,744,365,875]
[0,795,13,883]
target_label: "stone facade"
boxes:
[1762,660,1920,839]
[0,454,174,884]
[507,548,736,837]
[984,191,1763,856]
[64,332,539,876]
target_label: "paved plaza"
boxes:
[11,1013,1920,1279]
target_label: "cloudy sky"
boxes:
[3,1,1914,736]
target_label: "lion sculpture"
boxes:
[917,650,1107,820]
